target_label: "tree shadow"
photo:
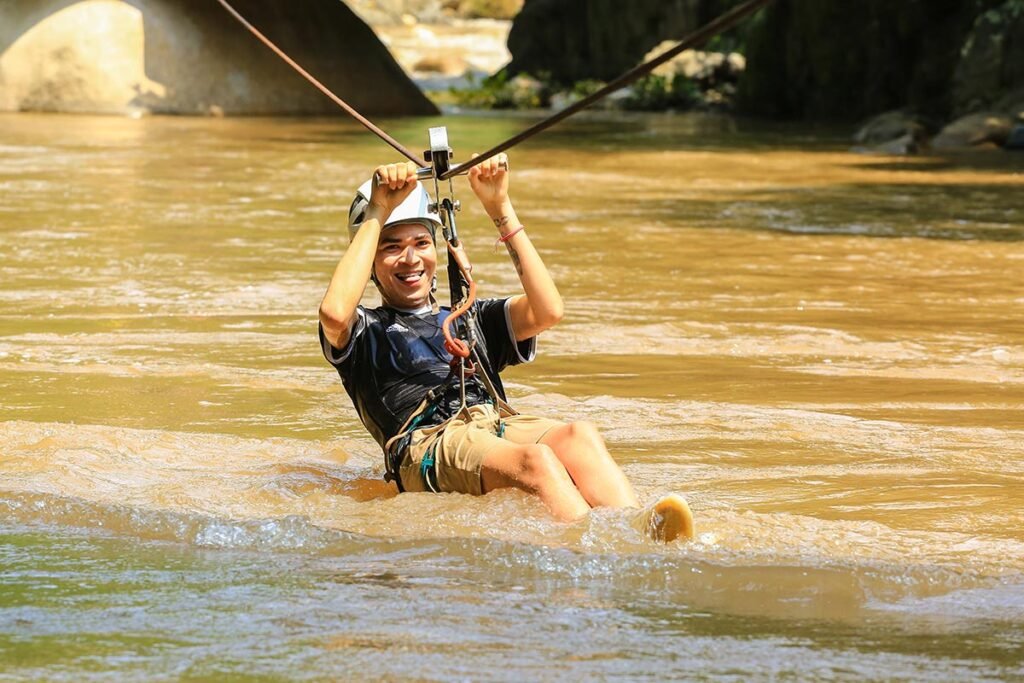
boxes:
[845,150,1024,176]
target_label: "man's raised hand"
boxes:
[467,152,510,213]
[370,161,419,217]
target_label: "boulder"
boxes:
[1006,124,1024,149]
[508,73,545,107]
[346,0,449,25]
[853,110,928,146]
[412,53,468,75]
[645,43,745,88]
[851,133,920,156]
[932,112,1014,149]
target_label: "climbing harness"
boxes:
[214,0,776,489]
[377,134,518,491]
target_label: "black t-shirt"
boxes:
[319,298,536,449]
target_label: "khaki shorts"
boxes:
[398,404,563,495]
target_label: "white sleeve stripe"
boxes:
[321,308,364,365]
[503,298,537,364]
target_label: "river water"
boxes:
[1,112,1022,680]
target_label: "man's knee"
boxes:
[568,420,601,441]
[517,444,567,490]
[552,420,603,448]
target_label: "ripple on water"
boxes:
[2,419,1022,624]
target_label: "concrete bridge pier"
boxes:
[0,0,437,116]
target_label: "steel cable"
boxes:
[441,0,775,178]
[215,0,774,174]
[213,0,426,166]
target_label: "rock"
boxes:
[548,86,628,111]
[952,0,1024,115]
[412,53,468,75]
[853,110,928,146]
[457,0,524,19]
[346,0,449,25]
[0,0,437,116]
[932,112,1014,149]
[373,12,512,82]
[412,68,489,92]
[411,25,441,46]
[727,52,746,74]
[645,44,745,87]
[349,0,523,23]
[547,91,576,111]
[851,133,920,156]
[1006,125,1024,149]
[993,84,1024,120]
[701,87,730,108]
[509,73,545,108]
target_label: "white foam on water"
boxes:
[1,418,1021,620]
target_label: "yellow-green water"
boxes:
[1,112,1023,680]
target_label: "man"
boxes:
[319,155,691,539]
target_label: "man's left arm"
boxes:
[468,154,564,342]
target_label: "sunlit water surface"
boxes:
[1,112,1022,680]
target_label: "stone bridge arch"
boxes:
[0,0,436,115]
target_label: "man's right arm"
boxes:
[318,208,382,351]
[319,162,419,350]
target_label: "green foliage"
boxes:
[449,71,548,109]
[625,75,671,110]
[571,80,606,98]
[623,74,701,111]
[449,71,705,112]
[671,75,702,105]
[450,72,512,109]
[984,0,1024,22]
[704,34,744,54]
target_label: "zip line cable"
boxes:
[215,0,774,174]
[441,0,775,179]
[213,0,775,459]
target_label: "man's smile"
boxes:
[394,269,425,286]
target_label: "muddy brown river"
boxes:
[1,111,1023,680]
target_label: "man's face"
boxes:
[374,222,437,309]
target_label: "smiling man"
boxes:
[318,155,692,539]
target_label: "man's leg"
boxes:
[539,421,639,509]
[480,440,590,521]
[404,408,591,521]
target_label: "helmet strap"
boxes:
[429,275,439,314]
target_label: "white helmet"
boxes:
[348,179,442,242]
